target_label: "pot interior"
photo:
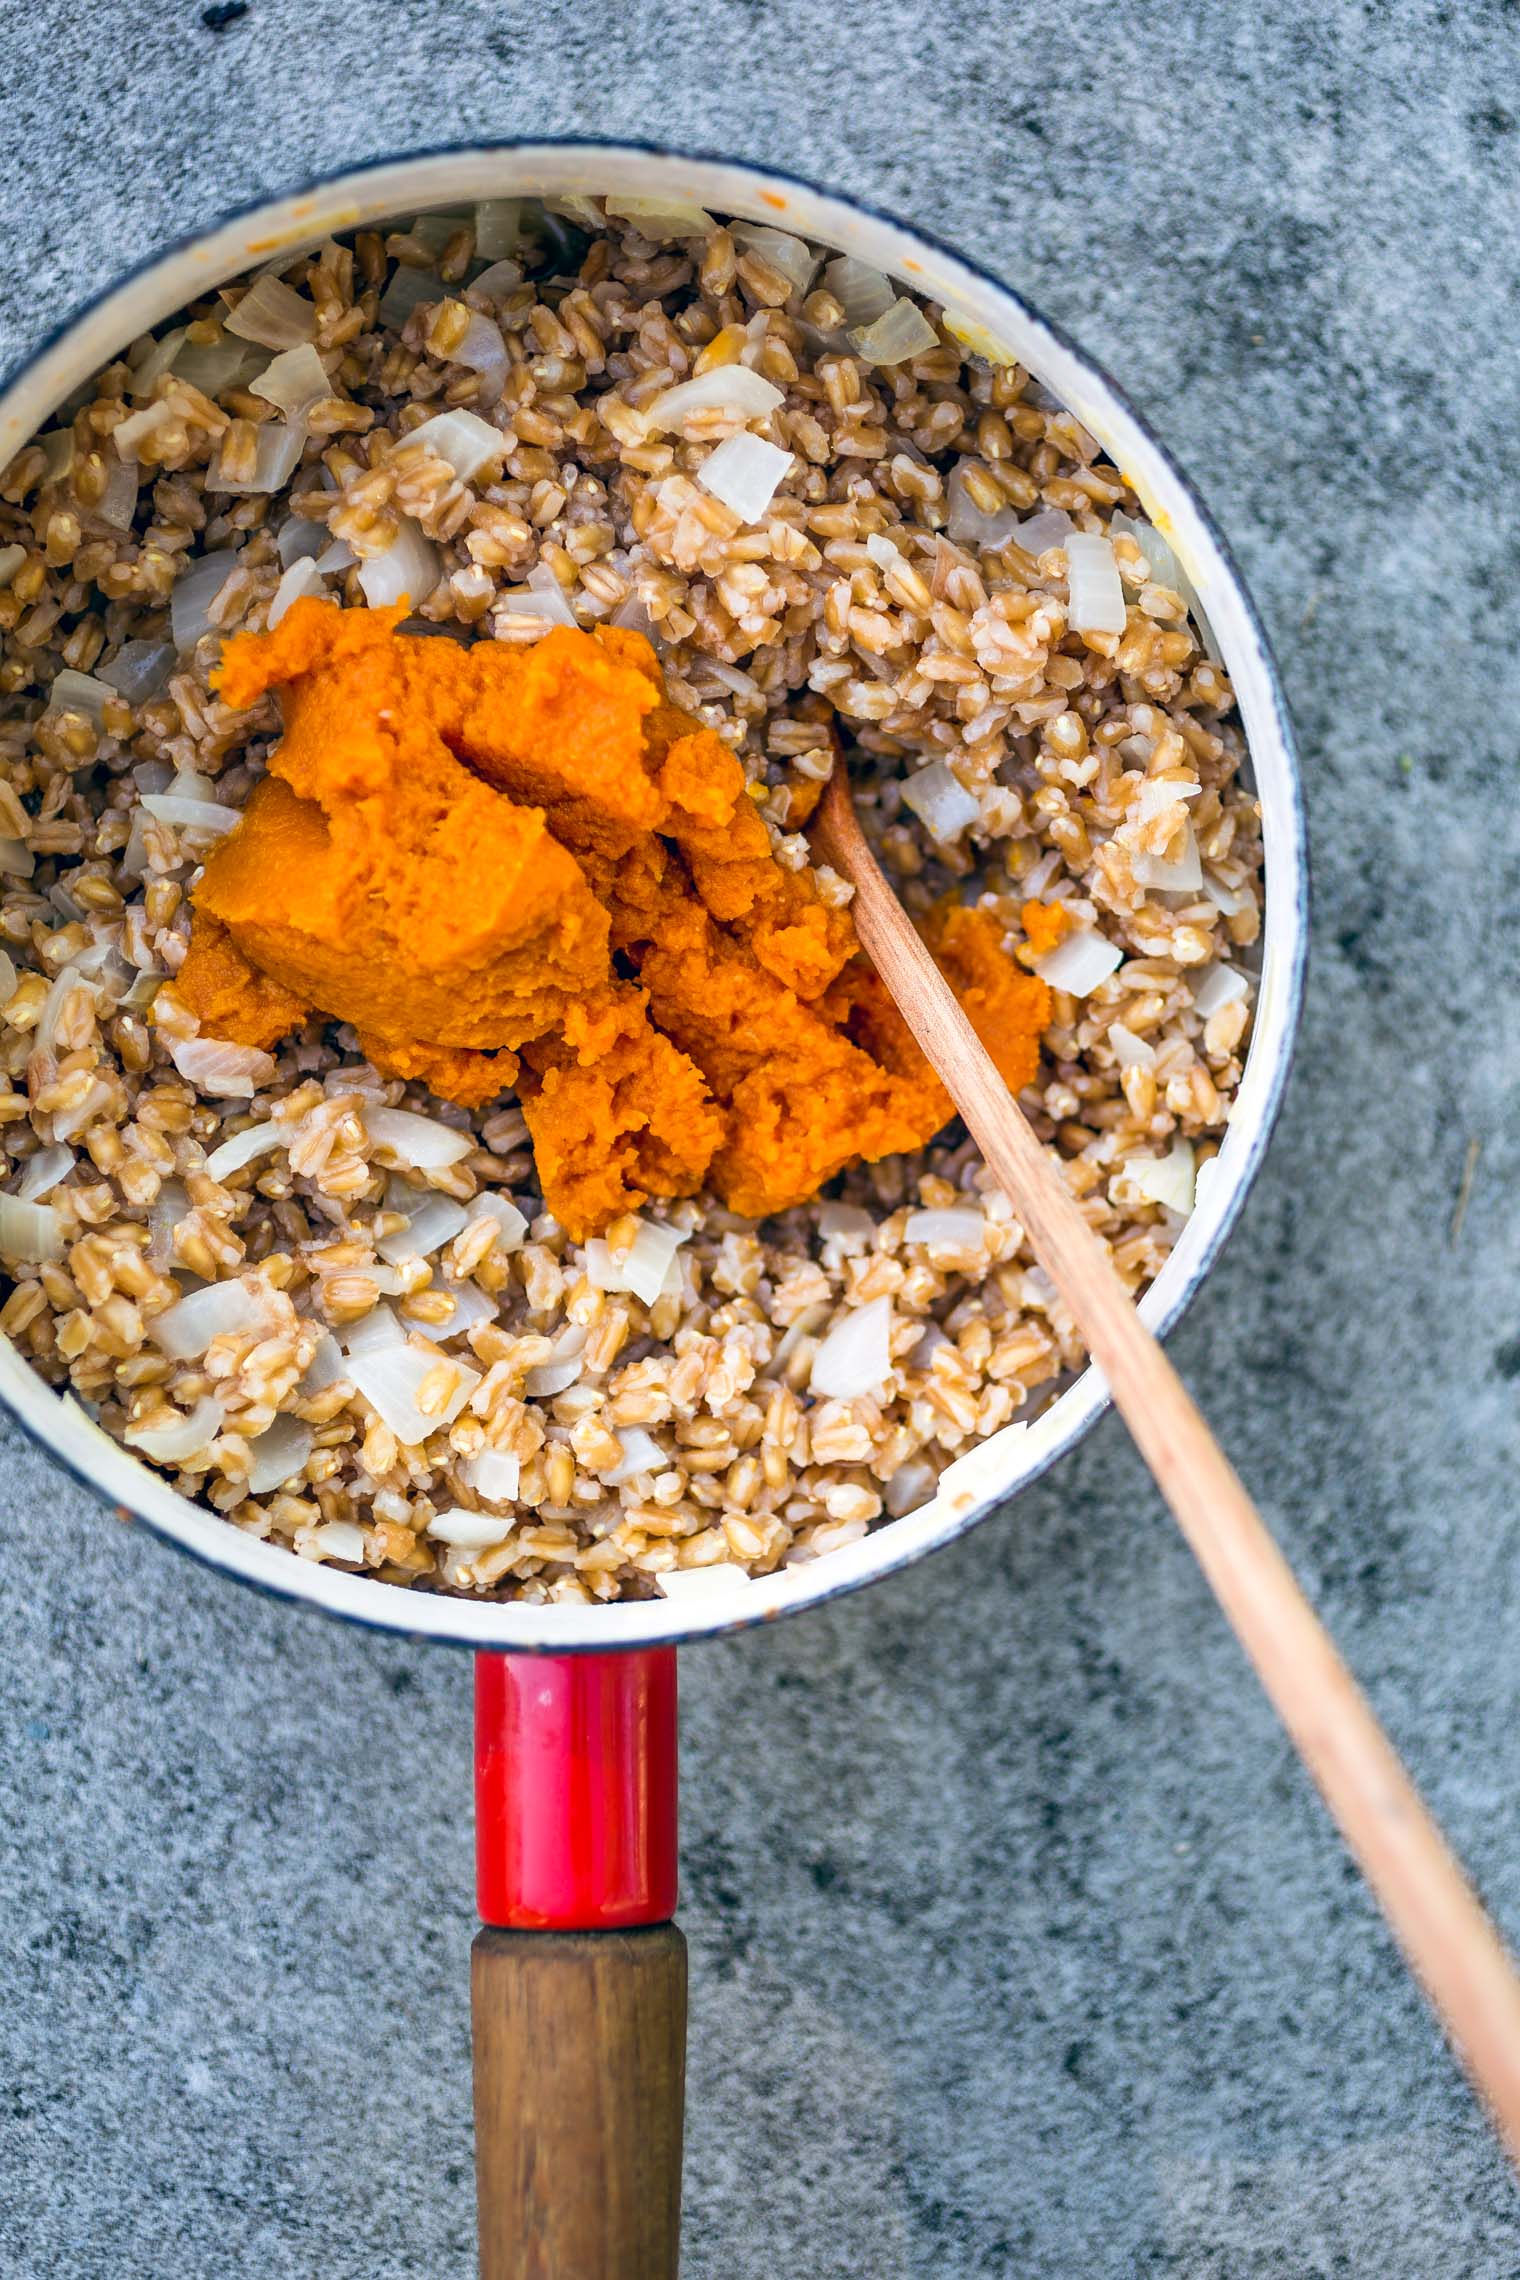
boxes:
[0,145,1306,1650]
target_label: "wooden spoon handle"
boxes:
[472,1925,687,2280]
[817,778,1520,2163]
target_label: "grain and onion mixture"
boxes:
[0,196,1263,1604]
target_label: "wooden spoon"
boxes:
[815,767,1520,2163]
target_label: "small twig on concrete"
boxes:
[1450,1135,1482,1245]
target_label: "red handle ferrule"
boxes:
[474,1649,679,1930]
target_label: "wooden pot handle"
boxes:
[473,1651,685,2279]
[472,1923,687,2280]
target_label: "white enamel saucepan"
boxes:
[0,144,1307,2277]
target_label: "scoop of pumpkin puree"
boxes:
[173,599,1049,1238]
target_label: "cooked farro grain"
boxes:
[0,199,1263,1604]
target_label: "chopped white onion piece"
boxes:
[1035,927,1123,997]
[37,431,74,486]
[46,670,116,726]
[35,954,115,1057]
[349,1345,480,1447]
[1064,531,1127,636]
[100,640,175,703]
[50,1076,114,1144]
[496,581,577,629]
[583,1216,686,1307]
[1127,1139,1196,1216]
[604,193,715,237]
[168,1036,277,1097]
[641,366,783,435]
[170,550,239,652]
[306,1520,367,1564]
[168,767,217,801]
[96,460,140,531]
[208,418,306,496]
[884,1457,939,1517]
[600,1426,664,1486]
[1109,1022,1157,1070]
[172,335,263,395]
[467,1193,529,1252]
[276,515,329,567]
[1201,874,1254,917]
[0,544,26,590]
[109,402,173,463]
[809,1295,893,1400]
[448,312,508,399]
[822,255,896,328]
[1192,962,1250,1019]
[427,1505,512,1550]
[356,518,440,610]
[226,274,318,349]
[339,1303,405,1357]
[266,554,328,629]
[149,1277,268,1359]
[609,593,654,637]
[1131,820,1202,892]
[543,193,604,233]
[401,408,508,482]
[246,1415,314,1495]
[946,462,1020,550]
[697,431,794,523]
[732,224,819,298]
[128,327,188,396]
[364,1105,472,1168]
[140,792,242,834]
[204,1121,283,1181]
[471,259,524,300]
[14,1143,72,1202]
[1013,507,1075,554]
[314,537,357,574]
[376,1193,469,1263]
[850,299,938,366]
[1110,512,1223,664]
[461,1447,523,1503]
[378,265,442,329]
[475,199,526,258]
[126,1395,225,1465]
[400,211,471,258]
[910,1326,953,1382]
[0,1195,63,1265]
[146,1178,187,1270]
[1135,775,1202,825]
[249,344,329,417]
[899,759,981,844]
[697,657,760,702]
[299,1330,347,1393]
[621,1218,687,1305]
[817,1201,875,1248]
[524,1324,588,1399]
[410,1284,498,1344]
[902,1207,986,1250]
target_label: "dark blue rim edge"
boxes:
[0,135,1309,1658]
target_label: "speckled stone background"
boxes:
[3,2,1519,2273]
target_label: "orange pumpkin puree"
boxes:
[176,600,1052,1236]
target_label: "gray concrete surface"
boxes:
[3,1,1519,2271]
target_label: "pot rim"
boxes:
[0,137,1308,1652]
